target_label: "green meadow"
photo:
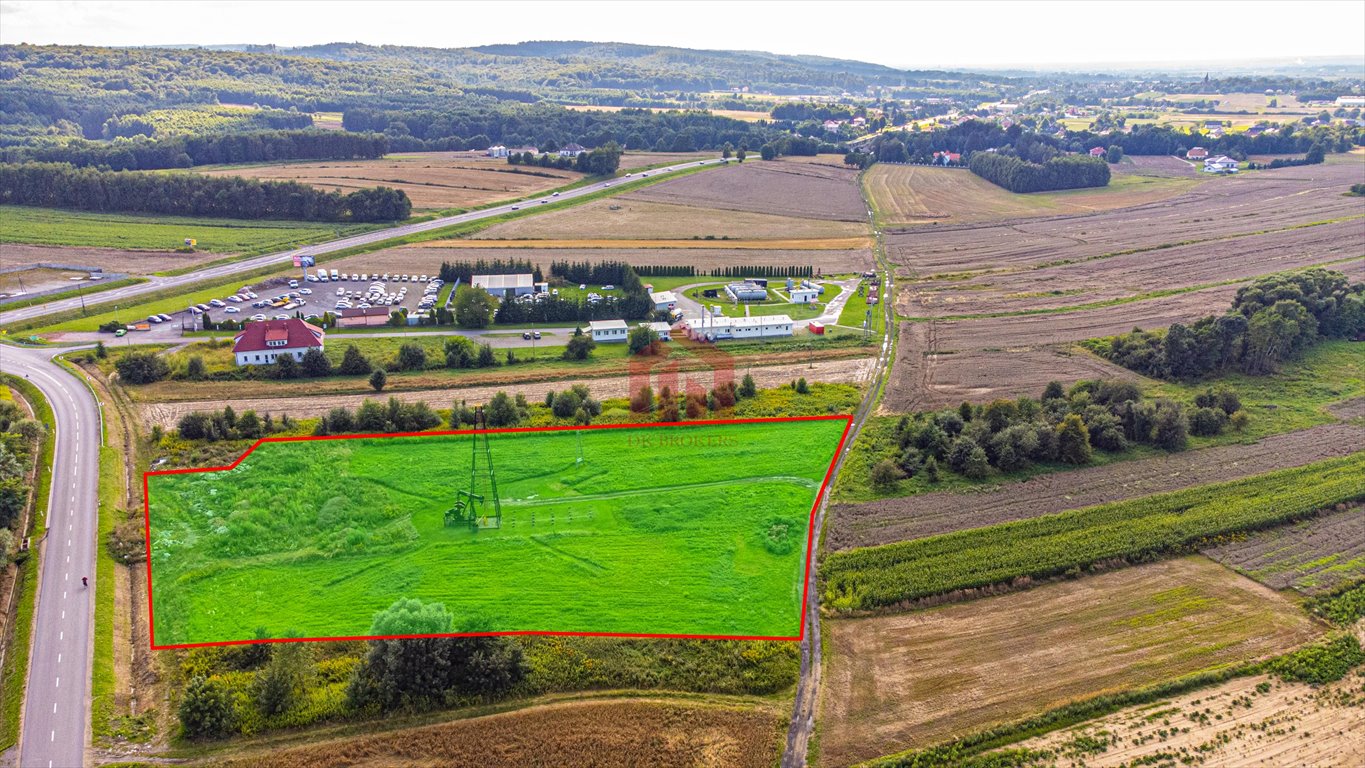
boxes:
[147,418,847,645]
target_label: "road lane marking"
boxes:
[58,653,61,663]
[54,677,58,688]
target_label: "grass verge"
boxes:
[0,375,55,751]
[90,445,121,742]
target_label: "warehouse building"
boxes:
[472,274,535,297]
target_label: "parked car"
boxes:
[147,315,162,324]
[114,329,127,337]
[552,192,560,197]
[533,331,541,340]
[274,314,290,320]
[209,299,226,307]
[300,288,313,295]
[224,307,240,314]
[250,314,266,321]
[522,331,532,340]
[158,313,173,322]
[228,295,243,303]
[189,306,203,315]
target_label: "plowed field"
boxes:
[344,245,873,275]
[1203,504,1365,594]
[623,160,867,221]
[830,422,1365,550]
[475,199,868,240]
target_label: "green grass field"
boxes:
[0,206,375,254]
[147,418,848,645]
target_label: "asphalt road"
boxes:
[1,344,101,768]
[0,158,726,329]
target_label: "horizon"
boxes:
[2,0,1362,73]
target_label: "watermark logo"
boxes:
[627,332,735,401]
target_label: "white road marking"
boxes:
[62,591,66,599]
[50,730,54,741]
[52,703,56,713]
[61,610,64,619]
[54,677,58,688]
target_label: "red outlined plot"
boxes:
[145,415,852,649]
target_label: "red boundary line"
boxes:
[144,414,853,649]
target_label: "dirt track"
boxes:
[828,421,1365,550]
[138,356,875,429]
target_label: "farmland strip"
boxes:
[820,452,1365,612]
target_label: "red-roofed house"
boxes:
[232,318,325,366]
[1088,146,1106,157]
[1186,146,1209,160]
[932,151,961,165]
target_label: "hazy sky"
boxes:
[1,0,1362,70]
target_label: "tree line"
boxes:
[0,397,45,540]
[967,152,1110,193]
[438,258,542,285]
[0,162,411,221]
[1091,269,1365,380]
[0,130,390,171]
[341,103,780,154]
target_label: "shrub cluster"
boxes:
[176,406,287,442]
[968,152,1110,192]
[874,379,1246,488]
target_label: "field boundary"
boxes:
[143,414,853,650]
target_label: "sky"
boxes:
[1,0,1362,71]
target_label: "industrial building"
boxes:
[725,281,768,302]
[789,287,819,304]
[472,274,535,297]
[649,290,678,311]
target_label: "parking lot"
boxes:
[186,268,445,328]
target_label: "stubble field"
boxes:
[206,698,785,768]
[196,151,583,210]
[622,160,868,221]
[998,665,1365,768]
[147,419,847,645]
[865,163,1198,226]
[817,556,1324,767]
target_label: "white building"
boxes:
[649,290,677,311]
[1203,156,1239,174]
[588,319,629,343]
[1335,96,1365,108]
[486,145,508,158]
[790,287,819,304]
[231,319,324,367]
[559,143,587,157]
[472,273,535,297]
[688,314,793,341]
[639,321,672,341]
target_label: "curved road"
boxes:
[0,158,727,328]
[1,344,100,768]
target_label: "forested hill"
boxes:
[282,40,943,94]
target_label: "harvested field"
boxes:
[622,161,867,221]
[829,422,1365,551]
[1111,154,1200,177]
[865,164,1197,226]
[0,243,197,276]
[999,668,1365,768]
[474,198,869,240]
[899,225,1364,318]
[818,556,1324,767]
[1203,504,1365,594]
[204,699,784,768]
[347,245,873,276]
[0,265,102,297]
[406,236,873,250]
[885,159,1365,277]
[197,151,582,210]
[137,355,876,428]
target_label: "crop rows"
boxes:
[821,452,1365,612]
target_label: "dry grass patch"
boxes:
[197,151,582,210]
[0,243,224,276]
[362,246,874,275]
[475,198,869,240]
[818,556,1324,767]
[408,236,873,250]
